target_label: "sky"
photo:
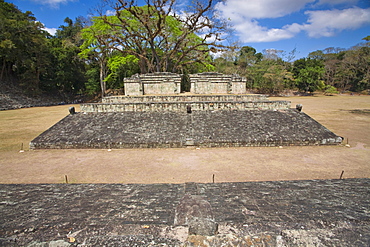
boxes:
[7,0,370,59]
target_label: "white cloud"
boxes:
[105,10,115,16]
[216,0,315,19]
[215,0,370,43]
[31,0,75,8]
[302,7,370,37]
[215,0,312,42]
[232,20,297,42]
[42,27,58,35]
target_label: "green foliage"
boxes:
[295,66,325,93]
[324,85,339,95]
[246,60,294,94]
[292,58,325,93]
[85,66,100,95]
[2,1,368,98]
[92,1,228,74]
[215,46,294,95]
[78,3,218,95]
[105,54,140,89]
[0,1,87,99]
[235,46,263,68]
[0,0,49,94]
[43,18,87,98]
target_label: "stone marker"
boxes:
[187,105,192,113]
[69,106,75,115]
[296,104,303,112]
[174,194,218,236]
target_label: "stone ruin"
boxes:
[190,72,246,94]
[124,72,182,96]
[30,72,343,149]
[123,72,247,95]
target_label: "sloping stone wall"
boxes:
[30,109,342,149]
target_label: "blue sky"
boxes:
[8,0,370,59]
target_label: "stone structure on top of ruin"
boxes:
[124,72,182,96]
[30,71,343,149]
[123,72,247,96]
[81,72,282,113]
[189,72,247,94]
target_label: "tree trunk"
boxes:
[100,59,106,98]
[0,59,5,81]
[139,57,147,74]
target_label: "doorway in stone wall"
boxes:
[181,74,191,93]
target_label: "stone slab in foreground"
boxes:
[30,109,342,149]
[0,179,369,246]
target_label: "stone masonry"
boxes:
[124,72,182,95]
[190,72,247,94]
[30,109,342,149]
[123,72,247,95]
[81,94,285,113]
[80,100,291,113]
[0,178,369,246]
[30,72,342,149]
[102,94,268,103]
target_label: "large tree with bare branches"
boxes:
[90,0,231,74]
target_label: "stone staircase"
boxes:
[80,94,291,113]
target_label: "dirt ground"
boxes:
[0,94,369,184]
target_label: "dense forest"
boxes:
[1,0,369,101]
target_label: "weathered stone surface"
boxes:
[185,233,275,246]
[102,95,268,103]
[90,94,281,113]
[0,179,369,246]
[123,72,247,95]
[80,100,291,113]
[174,193,218,236]
[190,72,247,94]
[30,109,342,149]
[124,72,182,95]
[188,217,218,236]
[175,194,215,226]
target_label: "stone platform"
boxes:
[30,109,342,149]
[82,95,288,113]
[0,178,369,246]
[102,94,269,103]
[80,100,291,113]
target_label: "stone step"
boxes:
[81,100,290,113]
[102,94,268,103]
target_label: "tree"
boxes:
[336,45,370,92]
[293,58,325,93]
[105,52,140,89]
[235,46,262,69]
[246,59,293,94]
[308,37,370,93]
[0,0,49,94]
[97,0,231,74]
[79,17,113,96]
[45,17,87,98]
